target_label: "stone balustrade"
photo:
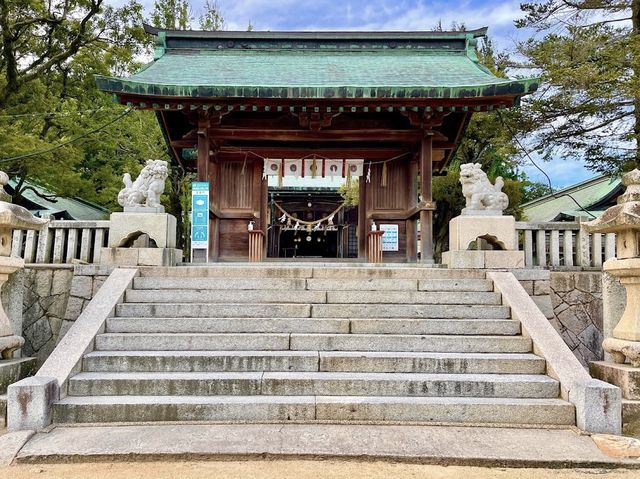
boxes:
[10,220,109,265]
[516,221,616,270]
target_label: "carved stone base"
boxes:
[100,247,182,267]
[603,338,640,367]
[108,212,177,249]
[448,215,517,251]
[442,250,525,269]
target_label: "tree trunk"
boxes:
[633,0,640,168]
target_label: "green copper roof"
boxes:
[96,26,538,101]
[522,175,623,222]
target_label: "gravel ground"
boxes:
[1,461,640,479]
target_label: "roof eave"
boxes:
[95,75,539,101]
[142,23,489,41]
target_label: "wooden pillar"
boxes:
[197,113,210,182]
[406,158,418,262]
[358,177,367,259]
[209,149,220,262]
[420,133,434,263]
[260,160,269,258]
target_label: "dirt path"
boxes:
[2,461,640,479]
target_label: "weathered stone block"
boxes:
[569,378,621,434]
[484,250,525,269]
[590,361,640,400]
[69,275,93,300]
[551,272,576,293]
[64,296,86,321]
[51,269,73,296]
[23,317,52,351]
[534,280,550,296]
[7,376,59,431]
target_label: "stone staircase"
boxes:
[52,265,575,426]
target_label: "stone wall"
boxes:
[13,265,113,367]
[20,266,74,365]
[549,272,604,367]
[60,265,114,339]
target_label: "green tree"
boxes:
[515,0,640,173]
[151,0,192,29]
[0,0,164,210]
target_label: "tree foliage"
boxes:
[515,0,640,173]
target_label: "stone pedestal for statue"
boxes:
[442,163,524,269]
[585,169,640,431]
[101,160,182,267]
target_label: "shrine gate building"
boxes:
[96,25,537,262]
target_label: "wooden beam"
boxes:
[208,128,424,142]
[197,113,210,181]
[419,133,434,263]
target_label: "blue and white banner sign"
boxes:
[191,181,209,251]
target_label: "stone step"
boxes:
[289,334,532,353]
[105,317,520,336]
[82,351,546,374]
[319,352,546,374]
[83,351,321,373]
[95,333,291,351]
[124,289,502,305]
[124,289,327,304]
[107,317,348,334]
[52,395,575,425]
[95,333,532,353]
[141,266,487,280]
[132,277,495,292]
[325,291,502,305]
[115,303,312,318]
[307,278,494,292]
[133,277,308,290]
[67,372,560,398]
[115,303,511,319]
[311,304,511,319]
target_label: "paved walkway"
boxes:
[5,423,640,467]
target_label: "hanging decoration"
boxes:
[274,202,346,232]
[264,158,364,179]
[381,162,388,188]
[366,162,371,183]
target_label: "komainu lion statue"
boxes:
[459,163,509,214]
[118,160,168,209]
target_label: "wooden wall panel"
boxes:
[218,219,250,260]
[369,162,408,211]
[219,161,254,210]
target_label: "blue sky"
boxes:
[123,0,595,188]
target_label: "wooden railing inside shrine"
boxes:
[515,221,616,269]
[11,220,110,264]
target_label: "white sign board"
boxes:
[380,224,399,252]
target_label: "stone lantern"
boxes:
[584,169,640,365]
[0,172,49,359]
[585,169,640,432]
